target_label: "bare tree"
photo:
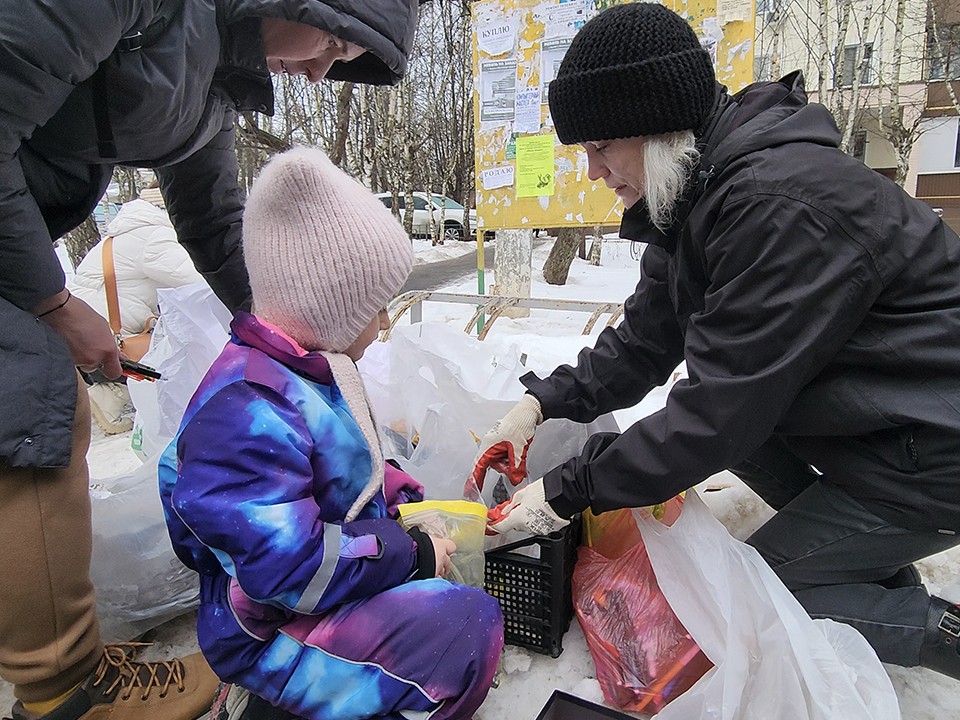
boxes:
[543,228,586,285]
[870,0,930,185]
[928,0,960,113]
[113,166,141,202]
[329,82,355,167]
[62,216,101,269]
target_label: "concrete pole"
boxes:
[492,228,533,318]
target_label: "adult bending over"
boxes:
[0,1,420,718]
[474,2,960,680]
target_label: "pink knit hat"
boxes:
[243,147,413,352]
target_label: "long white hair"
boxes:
[643,130,700,231]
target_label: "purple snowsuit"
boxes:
[159,313,503,719]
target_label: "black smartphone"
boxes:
[120,358,162,381]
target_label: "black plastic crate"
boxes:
[483,517,582,657]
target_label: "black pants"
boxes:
[732,437,959,667]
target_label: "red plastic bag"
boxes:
[573,498,712,714]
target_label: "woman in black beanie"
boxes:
[476,1,960,681]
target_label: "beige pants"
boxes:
[0,374,102,702]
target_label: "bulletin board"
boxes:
[472,0,756,231]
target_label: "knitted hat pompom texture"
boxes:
[243,147,413,353]
[548,3,716,145]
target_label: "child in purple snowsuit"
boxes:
[159,147,504,720]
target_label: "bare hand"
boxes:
[36,290,122,379]
[429,535,457,578]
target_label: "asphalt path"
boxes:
[400,242,495,293]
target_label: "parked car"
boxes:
[375,192,478,242]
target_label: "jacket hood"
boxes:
[105,200,173,237]
[220,0,419,85]
[231,312,334,384]
[707,71,841,172]
[620,72,842,248]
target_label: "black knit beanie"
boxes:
[548,3,716,145]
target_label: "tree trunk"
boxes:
[493,229,533,317]
[543,227,584,285]
[64,216,101,268]
[329,82,355,167]
[113,167,140,203]
[588,226,603,266]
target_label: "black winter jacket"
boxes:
[525,72,960,532]
[0,0,417,467]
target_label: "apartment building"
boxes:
[754,0,960,232]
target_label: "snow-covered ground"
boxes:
[411,236,477,265]
[6,237,959,719]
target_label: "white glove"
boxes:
[486,478,570,536]
[470,394,543,489]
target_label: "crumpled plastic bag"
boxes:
[574,497,712,714]
[358,324,619,513]
[89,456,199,641]
[127,282,231,460]
[638,490,901,720]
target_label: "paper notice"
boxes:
[516,135,555,197]
[478,19,517,57]
[540,37,572,104]
[544,0,588,39]
[480,60,517,122]
[481,165,515,190]
[513,87,542,134]
[718,0,751,24]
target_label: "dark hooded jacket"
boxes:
[0,0,418,467]
[524,72,960,532]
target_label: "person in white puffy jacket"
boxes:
[70,188,203,433]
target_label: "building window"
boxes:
[852,131,868,162]
[841,43,874,86]
[928,23,960,80]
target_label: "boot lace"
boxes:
[93,643,187,701]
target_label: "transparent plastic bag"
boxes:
[574,497,711,714]
[398,500,487,587]
[358,324,618,510]
[89,456,199,641]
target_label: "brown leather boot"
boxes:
[9,643,219,720]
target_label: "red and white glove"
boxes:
[486,479,569,536]
[470,394,543,490]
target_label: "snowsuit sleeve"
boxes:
[171,380,419,614]
[542,195,884,518]
[521,245,685,422]
[156,114,251,314]
[0,1,137,308]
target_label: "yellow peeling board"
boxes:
[472,0,755,231]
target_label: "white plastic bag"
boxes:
[127,283,231,459]
[359,323,618,508]
[89,456,199,642]
[637,491,900,720]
